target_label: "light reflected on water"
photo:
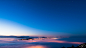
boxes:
[22,39,83,44]
[24,45,48,48]
[0,38,84,48]
[0,38,15,41]
[0,38,83,44]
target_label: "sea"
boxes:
[0,37,86,48]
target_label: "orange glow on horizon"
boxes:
[24,45,48,48]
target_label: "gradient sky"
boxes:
[0,0,86,36]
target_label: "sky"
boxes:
[0,0,86,36]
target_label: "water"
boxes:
[0,38,86,48]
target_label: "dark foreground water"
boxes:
[0,38,86,48]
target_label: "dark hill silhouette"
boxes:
[61,43,86,48]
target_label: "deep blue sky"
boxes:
[0,0,86,36]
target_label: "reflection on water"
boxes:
[0,38,16,41]
[0,38,85,48]
[24,45,48,48]
[21,39,83,44]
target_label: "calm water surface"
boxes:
[0,38,85,48]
